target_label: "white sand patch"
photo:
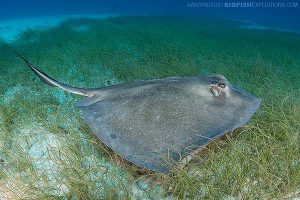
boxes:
[229,19,300,35]
[20,126,68,195]
[284,190,300,200]
[0,177,29,200]
[0,123,68,197]
[0,14,117,42]
[2,83,23,105]
[240,21,300,34]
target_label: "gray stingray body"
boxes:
[16,52,261,174]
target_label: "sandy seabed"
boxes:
[0,14,117,42]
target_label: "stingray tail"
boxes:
[15,51,93,97]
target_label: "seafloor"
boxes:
[0,15,300,199]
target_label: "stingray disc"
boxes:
[77,75,261,173]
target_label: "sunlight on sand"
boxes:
[0,14,116,42]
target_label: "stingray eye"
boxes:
[218,83,226,88]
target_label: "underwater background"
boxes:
[0,0,300,199]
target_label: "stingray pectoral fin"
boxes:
[15,51,92,97]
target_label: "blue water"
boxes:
[0,0,299,31]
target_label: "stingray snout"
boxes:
[210,83,229,97]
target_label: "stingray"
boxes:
[16,52,261,174]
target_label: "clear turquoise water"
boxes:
[1,0,299,31]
